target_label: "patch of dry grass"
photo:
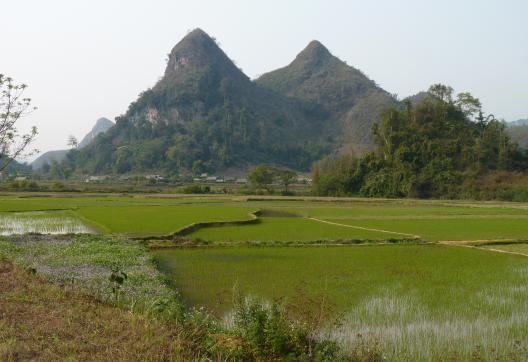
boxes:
[0,259,178,361]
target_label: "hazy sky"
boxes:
[3,0,527,161]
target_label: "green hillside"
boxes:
[68,29,395,175]
[256,40,397,154]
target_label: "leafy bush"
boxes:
[226,286,366,361]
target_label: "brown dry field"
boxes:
[0,259,179,362]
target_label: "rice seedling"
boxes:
[154,244,528,360]
[0,211,93,235]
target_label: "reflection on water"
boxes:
[0,211,94,235]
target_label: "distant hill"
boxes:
[78,117,114,148]
[508,119,528,149]
[1,159,32,177]
[256,40,397,154]
[32,117,113,170]
[31,150,69,170]
[69,29,396,175]
[509,118,528,127]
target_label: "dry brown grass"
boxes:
[0,259,180,362]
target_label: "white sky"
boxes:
[2,0,527,161]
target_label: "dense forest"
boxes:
[312,85,528,201]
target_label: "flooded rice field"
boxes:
[0,211,94,235]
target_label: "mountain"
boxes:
[32,117,114,170]
[0,159,32,177]
[78,117,114,148]
[508,119,528,149]
[256,40,397,154]
[70,29,395,175]
[31,150,68,170]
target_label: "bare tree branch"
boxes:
[0,74,38,172]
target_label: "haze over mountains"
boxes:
[508,118,528,150]
[32,117,113,170]
[68,29,397,174]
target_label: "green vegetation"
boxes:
[67,29,332,175]
[247,164,298,194]
[322,217,528,241]
[191,216,407,242]
[0,235,367,361]
[154,244,528,360]
[480,242,528,255]
[256,40,397,154]
[1,194,528,242]
[312,85,528,200]
[0,235,180,314]
[508,121,528,149]
[1,194,528,360]
[76,204,255,236]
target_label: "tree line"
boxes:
[312,85,528,200]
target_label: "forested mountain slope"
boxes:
[69,29,395,174]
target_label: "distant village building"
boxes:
[297,176,312,184]
[14,176,28,181]
[85,175,108,183]
[205,176,217,182]
[235,178,247,184]
[145,174,165,181]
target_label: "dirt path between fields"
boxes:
[306,217,421,239]
[438,240,528,257]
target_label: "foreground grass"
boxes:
[0,259,177,361]
[154,244,528,360]
[0,236,367,361]
[0,235,181,315]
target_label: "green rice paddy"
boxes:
[1,193,528,359]
[1,195,527,241]
[154,244,528,360]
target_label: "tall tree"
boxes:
[0,75,38,171]
[67,135,78,149]
[312,84,528,199]
[248,164,275,193]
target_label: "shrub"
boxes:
[228,286,354,361]
[179,185,211,194]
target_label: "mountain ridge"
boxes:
[68,29,396,174]
[32,117,114,170]
[256,40,397,153]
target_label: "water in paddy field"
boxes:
[0,211,94,235]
